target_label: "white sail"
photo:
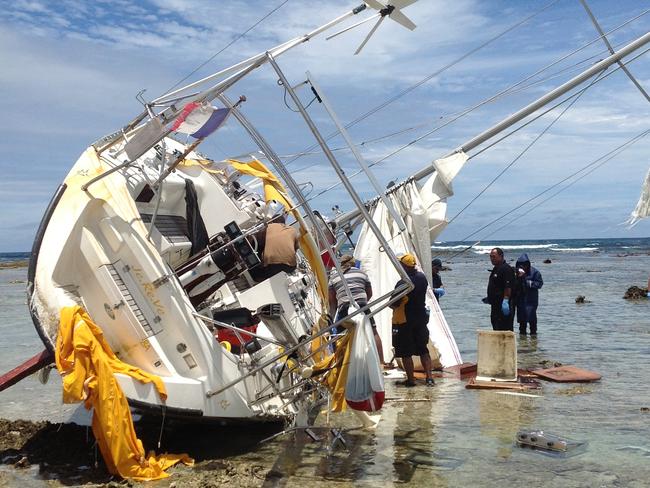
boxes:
[354,166,464,368]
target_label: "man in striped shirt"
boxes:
[328,255,386,365]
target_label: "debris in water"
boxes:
[515,430,585,456]
[575,295,590,304]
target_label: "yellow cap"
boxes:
[399,253,417,267]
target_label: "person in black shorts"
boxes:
[390,254,434,387]
[487,247,515,331]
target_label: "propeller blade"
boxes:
[389,8,416,30]
[364,0,386,11]
[354,15,386,55]
[392,0,418,8]
[326,12,380,41]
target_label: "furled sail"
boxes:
[354,152,468,368]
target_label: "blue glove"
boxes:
[501,300,510,316]
[647,291,650,298]
[434,288,445,298]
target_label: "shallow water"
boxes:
[1,247,650,486]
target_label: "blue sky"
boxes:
[1,0,649,252]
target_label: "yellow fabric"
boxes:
[226,159,329,325]
[178,158,226,176]
[392,296,409,326]
[55,306,193,480]
[313,332,353,412]
[227,159,291,209]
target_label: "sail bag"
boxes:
[345,313,385,411]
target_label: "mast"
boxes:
[335,30,650,226]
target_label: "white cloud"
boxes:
[0,0,649,250]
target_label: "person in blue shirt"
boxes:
[513,253,544,335]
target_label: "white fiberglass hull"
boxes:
[29,141,323,422]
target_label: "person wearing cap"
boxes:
[328,255,386,365]
[390,253,435,387]
[431,258,445,301]
[487,247,515,331]
[513,253,543,335]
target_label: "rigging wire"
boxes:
[445,128,650,261]
[160,0,291,98]
[281,0,564,168]
[288,12,648,175]
[445,69,606,226]
[485,131,650,239]
[285,47,606,165]
[298,45,650,209]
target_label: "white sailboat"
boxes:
[23,0,649,429]
[25,1,438,424]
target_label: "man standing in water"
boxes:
[487,247,515,331]
[431,258,445,301]
[514,253,543,335]
[391,254,435,387]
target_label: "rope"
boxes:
[161,0,291,97]
[446,69,606,226]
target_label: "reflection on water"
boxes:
[2,252,650,486]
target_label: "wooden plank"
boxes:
[465,377,541,390]
[0,350,54,392]
[531,365,601,382]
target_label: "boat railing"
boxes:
[201,281,410,399]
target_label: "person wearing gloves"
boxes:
[487,247,515,331]
[513,253,544,335]
[431,258,445,301]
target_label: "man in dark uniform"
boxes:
[391,254,435,387]
[487,247,514,331]
[431,258,445,301]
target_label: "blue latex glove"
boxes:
[434,288,445,298]
[647,291,650,298]
[501,300,510,316]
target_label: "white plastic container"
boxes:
[475,330,517,382]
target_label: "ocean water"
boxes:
[1,239,650,486]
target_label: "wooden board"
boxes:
[0,349,53,392]
[465,377,540,390]
[531,365,601,382]
[444,362,477,378]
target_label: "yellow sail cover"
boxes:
[56,306,193,480]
